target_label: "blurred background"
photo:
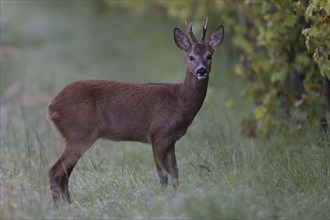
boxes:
[0,1,329,218]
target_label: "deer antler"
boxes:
[185,21,198,43]
[201,17,208,42]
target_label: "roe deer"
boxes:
[48,18,224,207]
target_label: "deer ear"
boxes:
[174,28,191,52]
[208,25,224,49]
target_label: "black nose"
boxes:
[197,67,208,75]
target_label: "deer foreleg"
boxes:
[166,146,179,189]
[152,147,168,188]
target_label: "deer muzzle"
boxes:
[196,67,208,80]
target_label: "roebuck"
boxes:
[48,18,224,206]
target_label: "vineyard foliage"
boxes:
[106,0,330,137]
[303,0,330,78]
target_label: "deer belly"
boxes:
[99,109,150,143]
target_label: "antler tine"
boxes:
[185,20,198,43]
[201,17,208,42]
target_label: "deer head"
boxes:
[174,18,224,80]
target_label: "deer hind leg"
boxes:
[49,139,94,207]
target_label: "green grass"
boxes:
[1,1,329,219]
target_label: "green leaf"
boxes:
[254,106,267,120]
[283,15,296,28]
[271,69,288,84]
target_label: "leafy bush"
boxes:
[227,0,329,137]
[302,0,330,78]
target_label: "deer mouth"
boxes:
[197,73,208,80]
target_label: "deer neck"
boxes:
[179,69,209,118]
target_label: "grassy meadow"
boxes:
[1,1,329,219]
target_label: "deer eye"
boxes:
[189,55,195,61]
[206,54,212,60]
